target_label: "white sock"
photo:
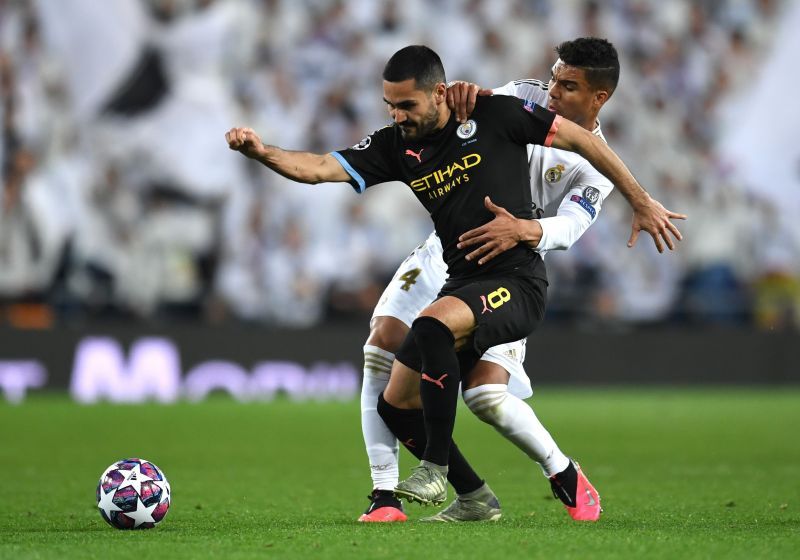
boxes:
[463,384,569,477]
[361,345,399,491]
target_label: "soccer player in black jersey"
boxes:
[226,45,665,507]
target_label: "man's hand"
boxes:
[224,127,350,184]
[457,196,540,265]
[627,196,687,253]
[225,127,264,160]
[446,81,493,123]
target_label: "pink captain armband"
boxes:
[544,114,562,147]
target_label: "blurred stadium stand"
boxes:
[1,0,799,336]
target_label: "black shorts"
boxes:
[441,268,548,356]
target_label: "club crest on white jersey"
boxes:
[544,164,565,183]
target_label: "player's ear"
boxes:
[433,82,447,103]
[593,89,609,110]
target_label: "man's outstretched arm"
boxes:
[448,82,686,253]
[548,117,686,252]
[225,127,351,184]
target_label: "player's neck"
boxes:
[580,111,600,132]
[435,107,452,132]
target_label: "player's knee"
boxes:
[464,385,509,428]
[366,316,410,354]
[410,316,454,354]
[377,391,408,420]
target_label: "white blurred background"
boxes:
[1,0,798,331]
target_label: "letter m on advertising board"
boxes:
[70,337,181,403]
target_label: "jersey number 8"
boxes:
[487,287,511,309]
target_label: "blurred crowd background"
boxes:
[1,0,799,331]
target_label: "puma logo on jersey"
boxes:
[480,295,493,314]
[421,373,448,389]
[405,148,424,163]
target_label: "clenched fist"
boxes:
[225,127,264,160]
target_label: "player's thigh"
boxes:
[448,274,547,355]
[462,359,510,391]
[372,239,447,329]
[476,339,532,399]
[383,359,423,409]
[418,295,476,350]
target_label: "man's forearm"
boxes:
[227,126,352,184]
[253,145,343,184]
[552,120,649,209]
[577,135,649,209]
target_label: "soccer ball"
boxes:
[96,458,171,529]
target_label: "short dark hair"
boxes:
[383,45,446,92]
[555,37,620,96]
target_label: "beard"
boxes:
[399,102,440,140]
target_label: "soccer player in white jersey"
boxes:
[358,38,685,523]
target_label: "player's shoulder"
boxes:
[475,93,525,115]
[494,79,549,103]
[370,123,397,139]
[347,124,397,151]
[510,78,549,96]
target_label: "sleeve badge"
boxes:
[582,186,600,205]
[352,136,372,150]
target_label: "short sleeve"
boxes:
[490,95,558,149]
[330,126,398,193]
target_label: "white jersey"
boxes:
[372,78,615,399]
[493,79,614,257]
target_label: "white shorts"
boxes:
[373,232,533,399]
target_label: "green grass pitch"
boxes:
[1,388,798,559]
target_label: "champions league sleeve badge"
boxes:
[582,186,601,205]
[352,135,372,150]
[456,120,477,139]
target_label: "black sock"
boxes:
[412,316,460,467]
[377,392,427,456]
[447,442,485,495]
[367,489,401,510]
[550,460,578,506]
[377,392,484,495]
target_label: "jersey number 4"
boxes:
[398,268,422,292]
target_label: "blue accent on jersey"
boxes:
[331,151,366,193]
[570,195,596,218]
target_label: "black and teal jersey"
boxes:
[332,95,557,281]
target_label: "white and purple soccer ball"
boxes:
[96,458,171,529]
